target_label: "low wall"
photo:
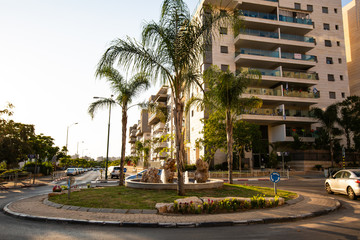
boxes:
[287,160,332,171]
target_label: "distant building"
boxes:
[343,0,360,96]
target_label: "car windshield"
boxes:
[353,171,360,177]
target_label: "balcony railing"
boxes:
[242,10,277,20]
[280,33,314,43]
[242,67,281,77]
[239,29,314,43]
[283,90,320,98]
[279,15,312,25]
[242,10,313,25]
[285,109,312,117]
[281,52,316,61]
[265,0,278,2]
[282,70,318,80]
[286,128,315,137]
[240,29,279,39]
[244,108,283,116]
[236,48,279,58]
[245,87,282,96]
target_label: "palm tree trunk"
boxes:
[226,110,233,184]
[174,97,185,196]
[119,107,128,186]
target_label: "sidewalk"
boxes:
[3,191,341,228]
[0,175,56,190]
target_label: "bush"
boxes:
[23,162,53,175]
[184,164,196,171]
[214,162,228,171]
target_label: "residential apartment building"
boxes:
[343,0,360,96]
[136,109,151,145]
[148,86,170,161]
[187,0,350,167]
[128,124,137,156]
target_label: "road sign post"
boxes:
[270,172,281,195]
[342,147,346,169]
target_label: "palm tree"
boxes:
[187,66,262,184]
[89,66,150,185]
[311,104,342,167]
[96,0,242,195]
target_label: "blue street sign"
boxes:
[270,172,281,183]
[124,168,127,173]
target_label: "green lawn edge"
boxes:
[49,184,296,210]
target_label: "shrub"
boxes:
[23,162,53,175]
[184,164,196,171]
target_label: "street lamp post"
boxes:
[66,122,78,155]
[93,95,113,181]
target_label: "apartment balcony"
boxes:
[240,107,316,125]
[285,128,316,142]
[153,122,166,133]
[128,136,137,144]
[241,10,313,34]
[235,48,316,70]
[243,87,320,105]
[235,29,315,52]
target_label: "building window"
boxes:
[329,92,336,99]
[337,41,340,46]
[307,5,313,11]
[335,25,339,30]
[220,27,227,35]
[322,7,328,13]
[323,23,330,30]
[191,110,194,117]
[334,8,338,13]
[294,3,301,10]
[326,57,333,64]
[325,40,332,47]
[221,64,229,71]
[220,46,228,53]
[342,92,345,98]
[340,75,344,80]
[338,58,342,64]
[328,74,335,81]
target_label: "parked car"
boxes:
[66,168,77,176]
[125,169,162,180]
[108,166,127,179]
[325,169,360,200]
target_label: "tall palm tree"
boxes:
[89,66,150,185]
[187,66,262,184]
[96,0,242,195]
[311,104,342,167]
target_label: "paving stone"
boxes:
[141,209,157,214]
[128,209,142,214]
[98,208,114,213]
[68,206,80,211]
[112,209,128,214]
[78,207,90,212]
[61,205,72,210]
[87,208,101,213]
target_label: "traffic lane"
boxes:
[55,170,100,186]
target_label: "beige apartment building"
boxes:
[128,124,137,156]
[187,0,350,167]
[343,0,360,96]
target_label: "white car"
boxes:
[325,169,360,200]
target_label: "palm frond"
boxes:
[88,99,116,119]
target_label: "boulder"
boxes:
[141,167,161,183]
[194,159,209,183]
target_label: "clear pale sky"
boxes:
[0,0,352,159]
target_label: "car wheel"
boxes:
[347,187,357,200]
[325,183,333,194]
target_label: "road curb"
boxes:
[2,195,342,228]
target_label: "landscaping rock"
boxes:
[194,159,209,183]
[162,158,176,183]
[141,168,161,183]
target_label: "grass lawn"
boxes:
[49,184,297,209]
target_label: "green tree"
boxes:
[0,104,35,169]
[311,104,343,167]
[337,96,360,150]
[29,134,60,162]
[96,0,242,195]
[89,66,150,185]
[188,66,262,184]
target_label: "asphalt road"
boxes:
[0,173,359,240]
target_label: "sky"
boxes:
[0,0,353,159]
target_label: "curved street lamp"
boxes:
[93,95,113,181]
[66,122,78,155]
